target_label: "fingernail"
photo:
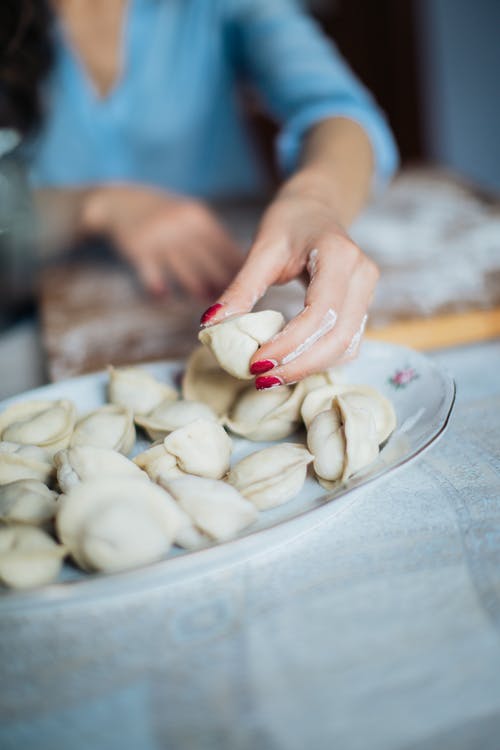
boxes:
[200,302,224,326]
[255,375,283,390]
[250,359,277,375]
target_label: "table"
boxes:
[1,338,499,750]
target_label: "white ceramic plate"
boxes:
[0,341,455,607]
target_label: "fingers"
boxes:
[134,256,168,296]
[253,248,378,386]
[250,239,357,367]
[199,240,286,326]
[194,237,243,298]
[162,248,213,300]
[120,216,243,301]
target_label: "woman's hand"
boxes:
[82,184,243,299]
[200,175,379,387]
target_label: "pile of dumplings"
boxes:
[0,310,396,590]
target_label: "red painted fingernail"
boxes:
[250,359,277,375]
[200,302,224,326]
[255,375,283,390]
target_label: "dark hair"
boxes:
[0,0,53,136]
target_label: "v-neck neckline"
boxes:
[57,0,136,108]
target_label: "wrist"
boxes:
[278,167,347,223]
[80,187,110,233]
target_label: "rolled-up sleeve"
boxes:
[226,0,399,187]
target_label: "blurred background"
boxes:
[264,0,500,189]
[1,0,499,395]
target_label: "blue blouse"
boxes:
[29,0,398,198]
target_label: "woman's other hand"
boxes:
[82,184,243,300]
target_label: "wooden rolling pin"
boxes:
[366,308,500,350]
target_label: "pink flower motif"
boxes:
[389,367,419,389]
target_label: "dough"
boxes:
[307,393,380,485]
[0,442,53,485]
[71,404,135,454]
[165,476,257,542]
[0,479,58,526]
[198,310,284,379]
[225,384,302,441]
[227,443,313,509]
[108,366,177,416]
[301,384,396,441]
[182,346,246,416]
[0,400,75,456]
[55,445,146,494]
[163,419,232,479]
[57,476,183,572]
[0,525,66,589]
[134,443,186,483]
[135,399,217,441]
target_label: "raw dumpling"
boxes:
[165,476,257,542]
[0,525,66,589]
[336,388,396,444]
[307,393,380,485]
[108,366,178,416]
[57,476,183,573]
[301,383,396,441]
[135,399,217,441]
[71,405,135,454]
[182,346,247,417]
[55,445,146,494]
[225,384,302,441]
[0,442,53,485]
[133,443,186,483]
[307,408,345,483]
[173,511,210,551]
[227,444,313,510]
[0,400,76,456]
[198,310,284,379]
[163,419,232,479]
[0,479,58,526]
[293,370,340,402]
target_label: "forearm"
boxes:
[278,117,374,228]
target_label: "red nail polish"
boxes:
[255,375,283,390]
[200,302,224,326]
[250,359,276,375]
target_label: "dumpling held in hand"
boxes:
[198,310,284,379]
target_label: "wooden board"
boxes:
[39,259,204,381]
[366,308,500,350]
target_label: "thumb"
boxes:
[199,243,280,327]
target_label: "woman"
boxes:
[5,0,398,387]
